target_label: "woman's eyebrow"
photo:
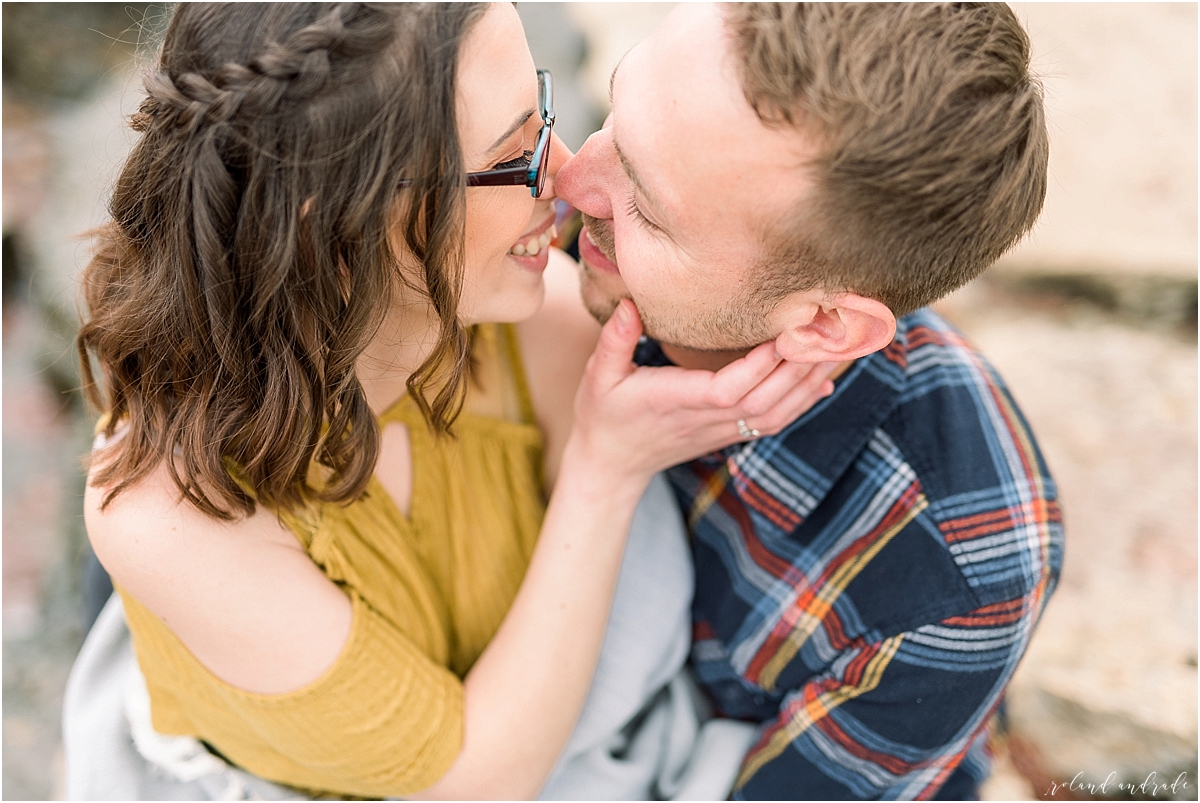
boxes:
[488,108,536,154]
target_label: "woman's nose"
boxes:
[540,132,574,201]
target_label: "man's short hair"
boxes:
[727,3,1048,316]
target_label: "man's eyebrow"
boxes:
[608,50,629,106]
[608,51,669,224]
[488,108,536,154]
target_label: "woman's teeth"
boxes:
[510,225,557,257]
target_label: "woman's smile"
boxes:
[507,212,558,271]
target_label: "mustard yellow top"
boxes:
[117,323,545,799]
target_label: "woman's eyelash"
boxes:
[626,194,661,232]
[493,150,534,170]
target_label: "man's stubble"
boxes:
[578,214,777,353]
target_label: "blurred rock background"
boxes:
[4,5,160,799]
[3,3,1195,800]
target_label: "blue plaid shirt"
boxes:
[639,308,1064,800]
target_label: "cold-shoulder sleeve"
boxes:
[120,587,463,798]
[113,321,545,798]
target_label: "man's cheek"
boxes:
[614,259,646,304]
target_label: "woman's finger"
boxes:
[585,299,643,390]
[692,341,783,409]
[738,362,838,437]
[734,360,838,421]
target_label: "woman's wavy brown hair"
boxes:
[77,2,488,520]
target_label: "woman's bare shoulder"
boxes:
[84,457,296,597]
[84,456,351,694]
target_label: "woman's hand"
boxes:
[419,300,838,801]
[418,299,836,799]
[568,299,837,487]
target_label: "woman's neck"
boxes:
[356,294,444,415]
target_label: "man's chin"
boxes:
[577,258,626,325]
[577,253,768,350]
[580,285,623,327]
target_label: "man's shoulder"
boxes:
[708,308,1045,525]
[681,306,1061,624]
[886,307,1002,398]
[857,308,1063,604]
[678,311,1064,710]
[877,309,1056,517]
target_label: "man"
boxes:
[556,3,1064,799]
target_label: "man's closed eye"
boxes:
[626,193,662,233]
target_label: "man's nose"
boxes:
[555,127,616,220]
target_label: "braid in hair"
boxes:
[79,3,488,519]
[133,5,362,135]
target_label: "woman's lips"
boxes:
[507,213,558,273]
[508,214,558,257]
[578,224,619,274]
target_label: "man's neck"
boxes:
[658,342,752,371]
[658,341,855,382]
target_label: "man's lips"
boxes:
[578,225,619,274]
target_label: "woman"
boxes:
[68,3,831,799]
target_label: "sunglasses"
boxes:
[399,69,555,199]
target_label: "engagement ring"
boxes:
[737,419,760,440]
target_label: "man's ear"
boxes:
[772,292,896,364]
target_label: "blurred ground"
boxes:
[4,3,1197,801]
[2,298,91,802]
[935,278,1198,801]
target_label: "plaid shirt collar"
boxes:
[635,325,911,524]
